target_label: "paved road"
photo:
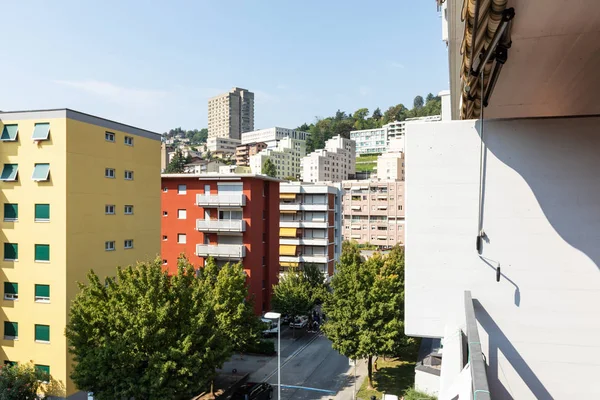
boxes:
[247,328,357,400]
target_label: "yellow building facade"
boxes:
[0,109,161,398]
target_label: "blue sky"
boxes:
[1,1,448,133]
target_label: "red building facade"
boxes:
[161,173,280,314]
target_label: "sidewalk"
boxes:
[333,359,368,400]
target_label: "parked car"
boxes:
[231,382,273,400]
[289,315,308,329]
[261,318,278,337]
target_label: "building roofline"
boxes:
[161,173,284,182]
[0,108,161,140]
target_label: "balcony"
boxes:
[196,193,246,207]
[280,203,328,211]
[279,254,328,264]
[196,244,246,259]
[280,220,328,229]
[279,237,328,246]
[196,219,246,232]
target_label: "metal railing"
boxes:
[196,193,246,207]
[464,290,491,400]
[196,244,246,258]
[196,219,245,232]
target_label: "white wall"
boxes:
[415,370,440,397]
[405,117,600,399]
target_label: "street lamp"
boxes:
[264,312,281,400]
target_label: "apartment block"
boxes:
[0,109,161,398]
[241,127,309,146]
[235,142,267,166]
[301,135,356,183]
[207,136,241,156]
[377,139,405,181]
[161,173,280,314]
[279,182,342,278]
[249,137,306,179]
[208,87,254,140]
[342,180,405,249]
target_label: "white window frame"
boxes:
[178,184,187,195]
[177,234,186,244]
[163,211,168,217]
[124,136,134,146]
[124,239,133,249]
[105,241,115,251]
[35,296,50,303]
[124,205,134,215]
[105,205,115,215]
[124,170,134,180]
[105,168,115,179]
[105,132,115,142]
[4,293,18,301]
[162,259,167,265]
[177,209,187,219]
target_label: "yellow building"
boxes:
[0,109,161,398]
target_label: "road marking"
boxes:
[275,384,336,395]
[263,332,322,382]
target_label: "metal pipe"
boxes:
[465,291,491,400]
[474,8,515,75]
[469,0,482,76]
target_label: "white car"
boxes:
[289,316,308,329]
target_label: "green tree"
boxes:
[413,95,424,109]
[272,271,313,335]
[426,93,435,103]
[165,149,187,173]
[372,107,383,121]
[323,244,415,388]
[0,363,52,400]
[352,108,370,130]
[192,128,208,144]
[263,158,277,177]
[66,259,229,400]
[303,264,328,305]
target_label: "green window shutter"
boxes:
[4,361,17,367]
[4,243,18,260]
[4,204,18,220]
[4,282,17,295]
[35,284,50,298]
[32,123,50,140]
[1,125,18,141]
[35,364,50,375]
[35,204,50,220]
[4,322,17,337]
[34,244,50,261]
[0,164,18,181]
[35,325,50,341]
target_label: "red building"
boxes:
[161,173,280,314]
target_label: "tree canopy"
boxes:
[272,271,313,323]
[262,158,277,177]
[164,127,208,145]
[0,363,54,400]
[165,149,191,173]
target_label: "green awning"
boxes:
[0,164,18,181]
[4,282,17,295]
[1,125,18,141]
[35,284,50,298]
[4,321,17,337]
[4,243,18,260]
[32,123,50,140]
[4,204,18,220]
[32,163,50,181]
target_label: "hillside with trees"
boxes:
[163,127,208,145]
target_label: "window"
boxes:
[0,164,18,181]
[31,163,50,181]
[177,234,186,244]
[105,241,115,251]
[4,282,18,300]
[124,136,134,146]
[105,132,115,142]
[162,211,168,217]
[35,284,50,302]
[4,361,17,367]
[398,205,403,211]
[124,205,134,215]
[124,239,133,249]
[105,168,115,178]
[162,235,168,241]
[177,209,187,219]
[4,204,18,221]
[32,123,50,141]
[34,244,50,262]
[34,204,50,221]
[124,170,134,180]
[35,324,50,343]
[178,184,187,194]
[162,187,168,192]
[105,205,115,215]
[35,364,50,376]
[4,322,17,340]
[4,243,18,261]
[162,259,167,265]
[0,124,18,141]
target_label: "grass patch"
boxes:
[357,154,380,162]
[356,162,376,172]
[357,358,435,400]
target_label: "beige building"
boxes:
[241,127,309,146]
[208,87,254,140]
[301,135,356,183]
[249,137,306,179]
[207,136,241,156]
[376,139,405,181]
[235,142,267,166]
[342,180,405,249]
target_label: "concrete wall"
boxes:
[415,370,440,397]
[404,117,600,399]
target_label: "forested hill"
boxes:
[299,93,442,153]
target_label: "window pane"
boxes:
[1,125,18,141]
[4,282,17,295]
[4,204,18,220]
[31,164,50,181]
[35,244,50,261]
[35,204,50,220]
[32,123,50,140]
[35,325,50,341]
[35,284,50,298]
[35,364,50,375]
[0,164,18,181]
[4,322,17,337]
[4,243,17,260]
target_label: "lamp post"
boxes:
[264,312,281,399]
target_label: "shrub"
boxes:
[0,363,49,400]
[245,339,276,356]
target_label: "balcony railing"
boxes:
[196,193,246,207]
[196,219,246,232]
[196,244,246,259]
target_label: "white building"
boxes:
[407,2,600,400]
[249,137,306,179]
[207,136,241,156]
[301,135,356,183]
[183,160,225,174]
[279,182,342,278]
[376,140,404,181]
[241,127,309,146]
